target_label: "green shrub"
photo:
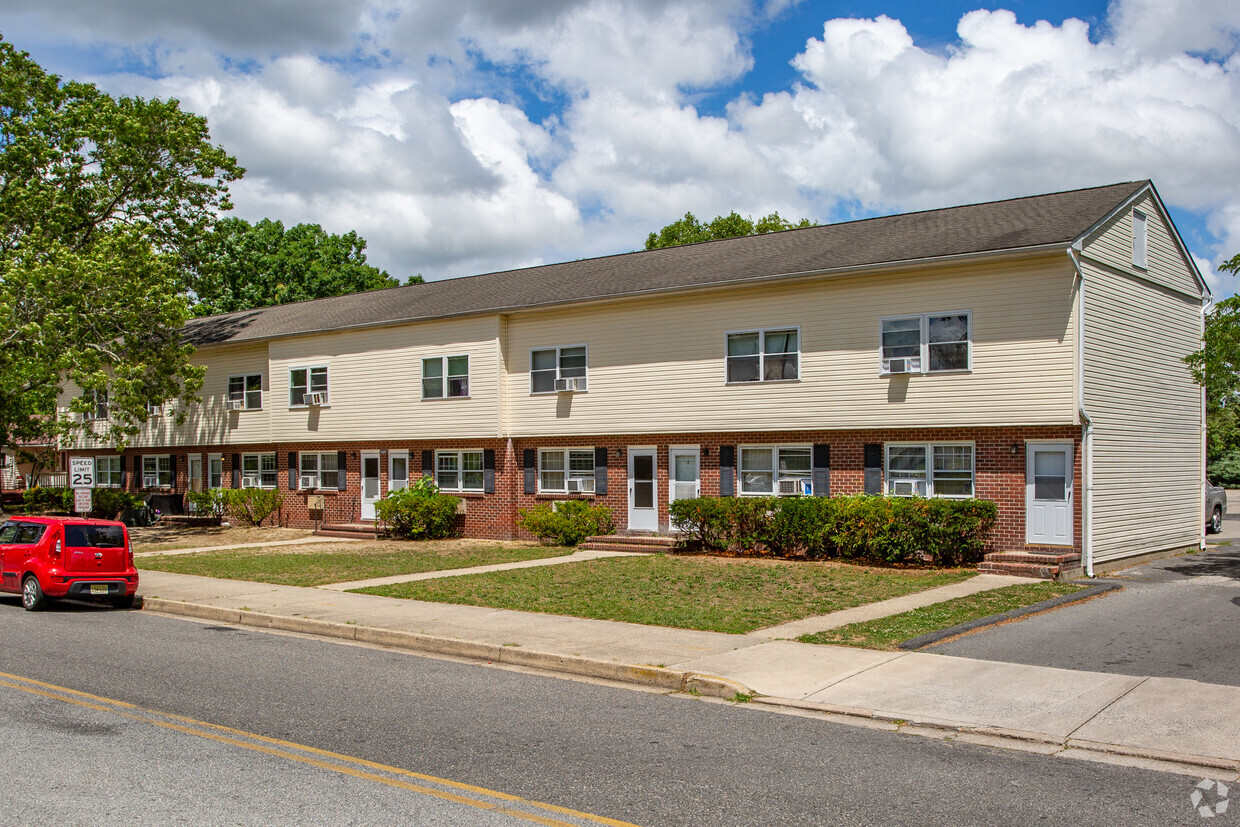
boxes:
[1208,449,1240,488]
[221,487,284,527]
[89,488,144,520]
[518,499,615,546]
[669,497,731,550]
[375,481,460,540]
[21,486,71,512]
[185,489,226,522]
[764,496,835,558]
[728,496,778,551]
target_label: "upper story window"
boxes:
[539,448,594,493]
[1132,209,1148,269]
[142,455,173,489]
[423,356,469,399]
[885,443,974,498]
[82,389,108,421]
[437,450,484,492]
[242,453,278,488]
[289,366,328,407]
[880,313,970,374]
[299,452,339,489]
[739,446,811,495]
[228,374,263,410]
[726,328,799,383]
[95,456,122,488]
[531,346,587,393]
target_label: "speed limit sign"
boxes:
[70,456,95,489]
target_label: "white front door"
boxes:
[1026,443,1073,545]
[628,447,658,532]
[361,451,381,520]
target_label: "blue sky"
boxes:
[2,0,1237,291]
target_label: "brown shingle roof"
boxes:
[184,180,1149,347]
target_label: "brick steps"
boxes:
[578,534,680,552]
[314,522,379,540]
[979,548,1082,580]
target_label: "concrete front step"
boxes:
[979,548,1083,580]
[314,523,379,540]
[985,550,1081,565]
[578,534,680,552]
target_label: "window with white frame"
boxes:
[739,446,811,495]
[82,389,108,421]
[880,313,970,374]
[422,355,469,398]
[539,448,594,492]
[228,374,263,409]
[95,456,122,488]
[242,453,278,488]
[530,346,587,393]
[437,450,484,492]
[885,443,974,498]
[142,455,172,488]
[1132,209,1148,269]
[289,366,328,406]
[726,328,799,383]
[208,454,223,489]
[299,452,338,489]
[145,400,163,417]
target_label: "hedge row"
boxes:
[668,495,997,566]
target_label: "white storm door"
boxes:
[187,454,203,493]
[627,447,658,532]
[1026,444,1073,545]
[388,451,409,493]
[669,448,700,504]
[361,451,381,520]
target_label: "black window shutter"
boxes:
[719,445,735,497]
[812,444,830,498]
[421,450,433,476]
[864,443,882,495]
[593,446,608,496]
[483,449,496,494]
[288,452,298,489]
[231,453,241,488]
[337,451,347,491]
[523,448,536,495]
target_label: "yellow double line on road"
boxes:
[0,670,641,827]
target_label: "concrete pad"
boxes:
[1071,677,1240,766]
[805,652,1144,739]
[673,640,906,699]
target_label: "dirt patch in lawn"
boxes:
[129,524,314,552]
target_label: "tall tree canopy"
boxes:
[0,38,242,450]
[1186,253,1240,479]
[645,210,816,250]
[188,218,407,317]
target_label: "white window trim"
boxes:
[241,452,279,489]
[95,456,123,488]
[1132,209,1148,270]
[299,452,340,490]
[884,442,976,499]
[737,444,812,496]
[82,389,109,421]
[529,344,589,395]
[435,449,486,493]
[724,326,801,385]
[878,311,972,375]
[142,454,173,489]
[288,365,329,408]
[228,373,264,410]
[421,355,471,400]
[537,446,596,493]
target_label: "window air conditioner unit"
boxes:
[241,475,260,488]
[567,477,596,494]
[554,378,582,392]
[303,392,327,406]
[227,399,245,411]
[778,478,810,496]
[300,474,319,489]
[890,479,920,496]
[143,474,158,488]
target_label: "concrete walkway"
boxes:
[136,569,1240,778]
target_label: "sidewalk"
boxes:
[137,569,1240,779]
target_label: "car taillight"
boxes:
[127,543,134,567]
[51,538,62,559]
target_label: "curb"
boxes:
[897,582,1123,651]
[141,598,751,701]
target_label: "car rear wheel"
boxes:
[110,594,136,610]
[1209,506,1223,535]
[21,576,48,611]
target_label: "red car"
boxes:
[0,516,139,611]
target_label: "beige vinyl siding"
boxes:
[1082,256,1203,562]
[1081,193,1200,298]
[504,256,1079,437]
[267,315,501,442]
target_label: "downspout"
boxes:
[1201,296,1210,551]
[1069,249,1095,577]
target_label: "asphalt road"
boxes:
[931,527,1240,686]
[0,601,1226,826]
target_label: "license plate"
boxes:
[90,584,109,595]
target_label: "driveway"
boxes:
[930,520,1240,687]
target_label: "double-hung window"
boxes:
[437,450,484,492]
[530,346,587,393]
[242,453,278,488]
[885,443,974,498]
[228,374,263,409]
[95,456,122,488]
[289,366,328,406]
[880,313,970,374]
[422,356,469,398]
[539,448,594,493]
[145,400,163,418]
[142,455,172,488]
[739,446,811,495]
[299,453,339,489]
[82,390,109,421]
[726,328,799,383]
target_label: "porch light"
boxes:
[1010,443,1020,455]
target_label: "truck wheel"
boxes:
[1209,506,1223,535]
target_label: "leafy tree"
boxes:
[1186,253,1240,473]
[188,218,408,316]
[0,38,242,451]
[645,210,815,250]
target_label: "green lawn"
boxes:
[138,540,571,588]
[354,554,976,634]
[798,581,1088,650]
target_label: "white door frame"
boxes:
[187,454,203,494]
[1026,442,1074,545]
[360,450,381,520]
[388,450,409,493]
[668,446,700,504]
[627,446,658,532]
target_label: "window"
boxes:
[437,450,484,492]
[289,366,328,406]
[82,389,108,421]
[208,454,223,489]
[885,443,974,498]
[95,456,122,488]
[142,455,172,488]
[1132,209,1148,269]
[726,328,799,383]
[739,446,811,495]
[145,400,163,418]
[242,453,278,488]
[880,313,970,373]
[299,452,339,489]
[530,346,587,393]
[422,355,469,398]
[539,448,594,492]
[228,374,263,409]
